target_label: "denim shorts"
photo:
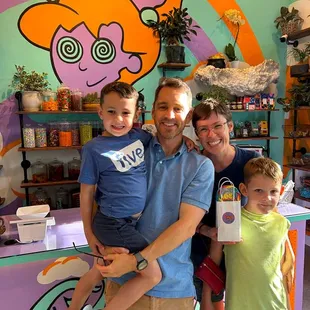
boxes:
[92,211,149,253]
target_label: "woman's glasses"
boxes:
[72,242,107,266]
[196,121,228,137]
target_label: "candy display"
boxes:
[71,90,83,111]
[35,125,47,148]
[48,158,64,182]
[42,91,58,111]
[59,122,72,147]
[31,159,48,183]
[68,157,81,180]
[80,122,92,145]
[57,84,71,111]
[48,122,59,147]
[23,126,36,148]
[71,122,80,146]
[31,188,50,206]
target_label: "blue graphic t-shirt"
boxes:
[78,128,152,218]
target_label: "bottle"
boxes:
[55,187,69,209]
[68,157,81,180]
[31,159,48,183]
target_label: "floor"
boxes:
[303,245,310,310]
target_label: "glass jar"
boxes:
[23,125,35,148]
[48,122,59,147]
[59,122,72,146]
[71,89,83,111]
[68,157,81,180]
[48,158,64,182]
[57,84,71,111]
[31,188,49,206]
[92,121,100,138]
[31,159,48,183]
[42,91,58,111]
[71,122,80,146]
[35,124,47,148]
[55,187,69,209]
[80,121,93,145]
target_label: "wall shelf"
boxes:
[231,109,279,113]
[284,136,310,140]
[294,191,310,203]
[18,146,82,152]
[157,62,191,77]
[287,27,310,41]
[16,111,99,114]
[283,164,310,172]
[21,179,78,188]
[230,136,278,141]
[290,107,310,111]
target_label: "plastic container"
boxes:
[80,121,92,145]
[31,188,50,206]
[31,159,48,183]
[71,89,83,111]
[48,158,64,182]
[68,157,81,180]
[59,122,72,146]
[48,122,59,147]
[55,187,69,209]
[23,125,36,148]
[42,91,58,111]
[35,124,47,148]
[57,84,71,111]
[71,122,80,146]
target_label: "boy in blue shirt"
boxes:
[69,82,161,310]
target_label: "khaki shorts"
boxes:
[105,280,194,310]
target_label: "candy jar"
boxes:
[31,159,48,183]
[68,157,81,180]
[57,84,71,111]
[59,122,72,147]
[23,125,36,148]
[42,91,58,111]
[35,124,47,148]
[92,121,100,138]
[31,188,49,206]
[48,122,59,147]
[55,187,69,209]
[71,89,83,111]
[48,158,64,181]
[80,121,93,145]
[71,122,80,146]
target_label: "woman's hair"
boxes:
[100,81,139,107]
[243,157,283,184]
[192,98,232,130]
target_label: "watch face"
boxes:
[137,260,148,271]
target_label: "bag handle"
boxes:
[218,177,237,202]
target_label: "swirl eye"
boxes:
[91,38,116,64]
[57,37,83,63]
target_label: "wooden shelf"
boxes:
[294,191,310,203]
[290,106,310,111]
[157,63,191,70]
[21,179,78,188]
[230,109,279,113]
[18,146,82,152]
[284,164,310,172]
[284,136,310,140]
[288,27,310,41]
[292,72,310,78]
[16,111,99,114]
[230,136,278,141]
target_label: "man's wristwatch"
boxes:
[134,252,148,271]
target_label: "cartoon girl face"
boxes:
[51,23,142,93]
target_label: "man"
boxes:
[98,78,214,309]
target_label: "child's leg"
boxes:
[104,259,162,310]
[69,258,104,310]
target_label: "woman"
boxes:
[191,98,260,310]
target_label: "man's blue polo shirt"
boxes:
[114,136,214,298]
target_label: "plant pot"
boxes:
[280,20,302,35]
[207,58,226,69]
[290,64,309,77]
[165,46,185,63]
[22,91,43,111]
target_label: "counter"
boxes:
[0,205,310,310]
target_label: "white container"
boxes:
[16,204,50,220]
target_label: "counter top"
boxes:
[0,208,87,259]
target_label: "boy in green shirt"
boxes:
[203,157,293,310]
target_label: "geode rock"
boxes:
[194,59,280,96]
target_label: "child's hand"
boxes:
[183,135,200,152]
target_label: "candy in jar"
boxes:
[35,124,47,147]
[71,89,83,111]
[48,158,64,182]
[57,84,71,111]
[31,159,48,183]
[23,125,35,148]
[80,121,92,145]
[42,91,58,111]
[68,157,81,180]
[71,122,80,146]
[48,122,59,147]
[59,122,72,147]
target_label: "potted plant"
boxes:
[288,44,310,76]
[288,83,310,107]
[82,92,100,111]
[147,7,200,63]
[196,85,230,103]
[274,6,304,35]
[9,65,50,111]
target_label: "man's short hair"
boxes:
[100,81,139,108]
[243,157,283,184]
[192,98,232,130]
[153,77,192,108]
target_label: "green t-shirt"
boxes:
[224,208,290,310]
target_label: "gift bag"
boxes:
[216,177,242,242]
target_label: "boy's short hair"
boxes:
[243,157,283,184]
[100,81,139,108]
[192,98,232,130]
[153,77,192,108]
